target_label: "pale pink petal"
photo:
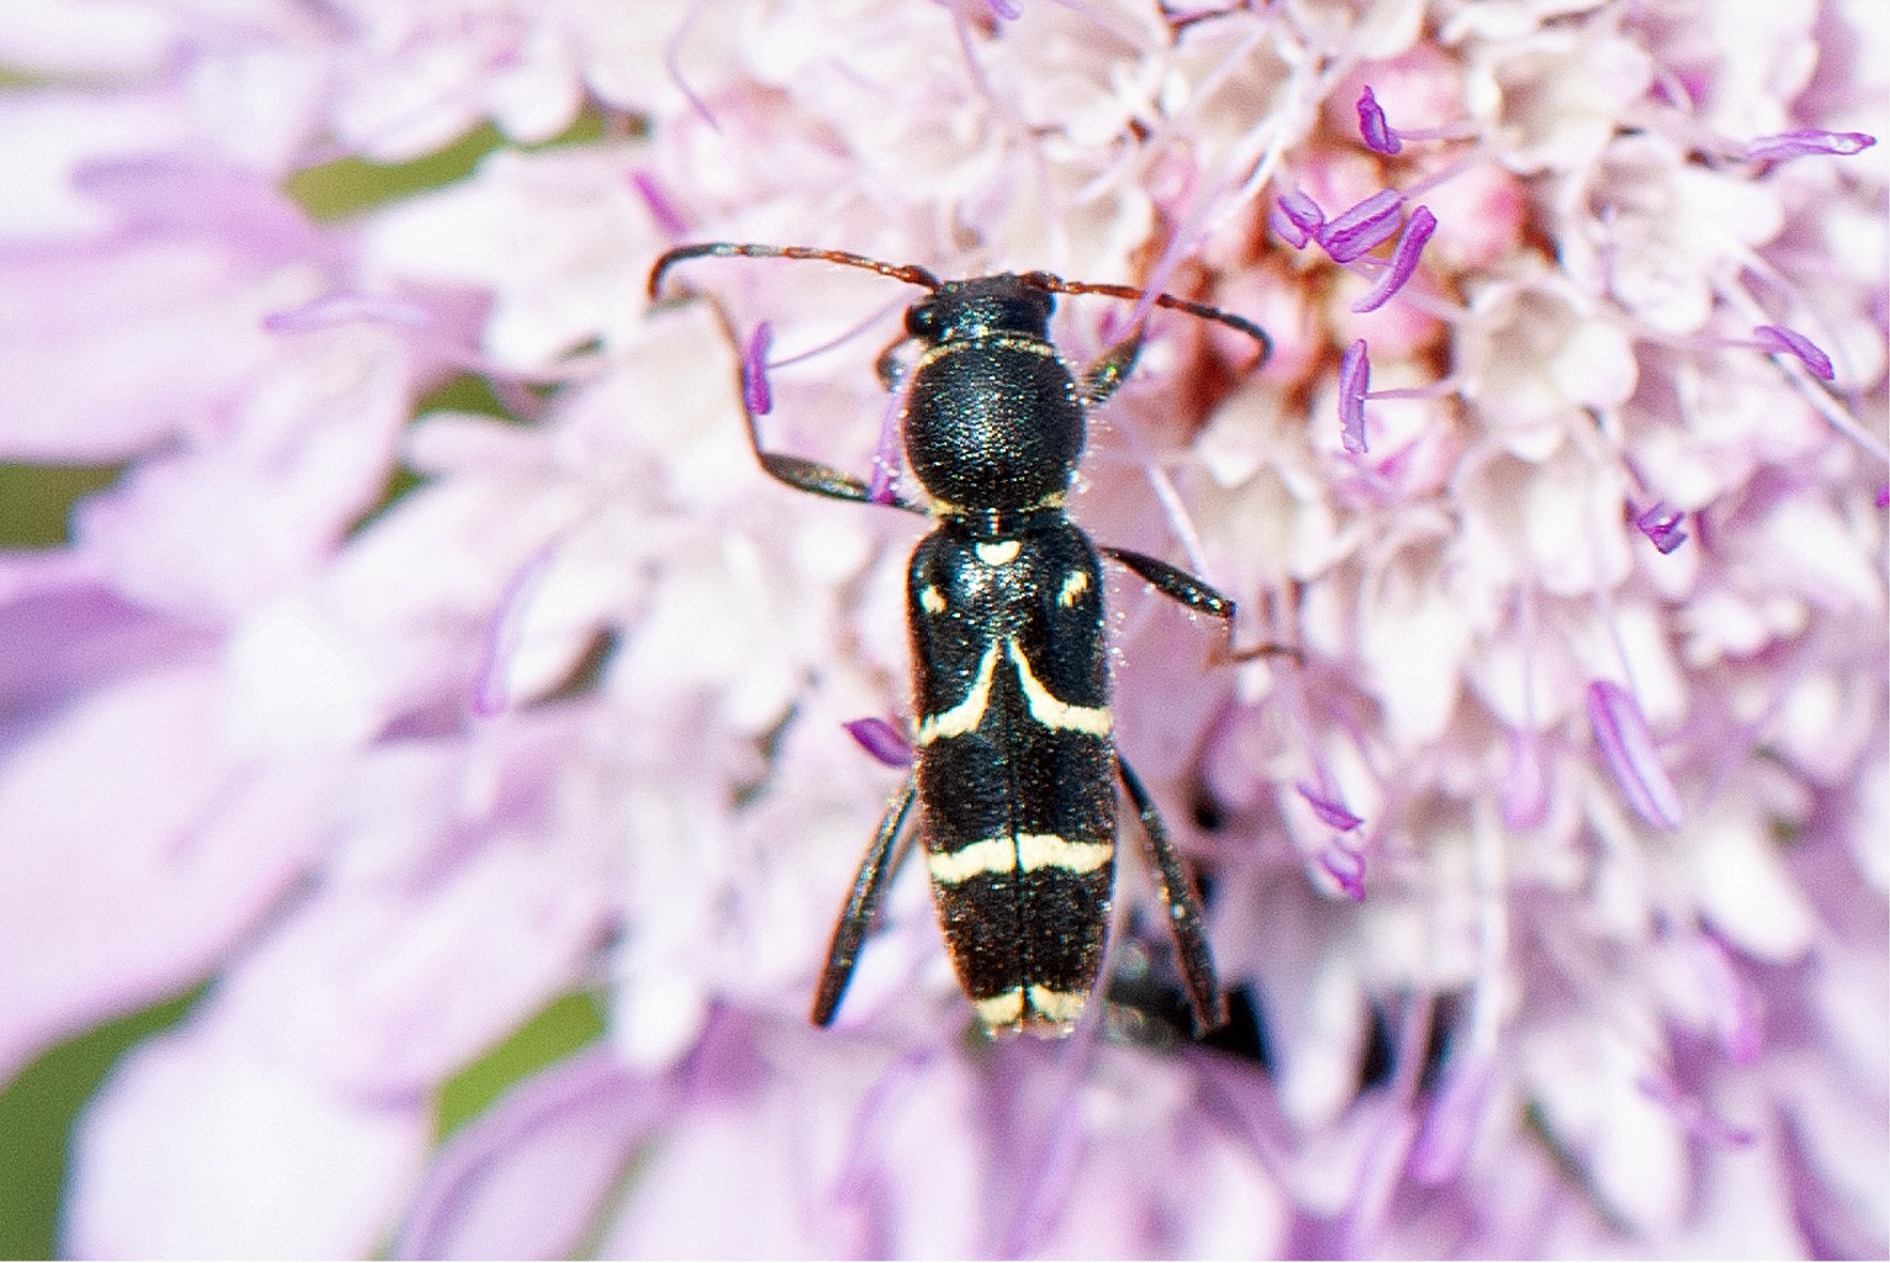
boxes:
[218,735,615,1093]
[0,93,188,238]
[0,158,328,461]
[0,667,323,1081]
[398,1046,665,1259]
[0,238,296,459]
[331,11,583,161]
[0,564,202,714]
[597,1024,900,1258]
[66,1019,430,1258]
[0,3,180,79]
[1691,798,1815,964]
[73,334,411,618]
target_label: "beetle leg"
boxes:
[1103,546,1232,618]
[678,286,927,515]
[811,775,920,1027]
[1116,755,1226,1036]
[1104,547,1304,664]
[1079,327,1145,406]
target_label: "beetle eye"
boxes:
[906,303,937,339]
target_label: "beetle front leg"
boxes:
[1079,327,1145,406]
[661,285,927,515]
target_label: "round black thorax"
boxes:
[900,276,1084,519]
[903,337,1082,512]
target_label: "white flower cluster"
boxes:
[0,0,1881,1256]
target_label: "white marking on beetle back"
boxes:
[1006,639,1112,736]
[1026,986,1088,1026]
[912,333,1058,381]
[927,834,1113,885]
[928,837,1016,884]
[975,539,1021,566]
[914,641,999,746]
[1017,833,1113,874]
[974,988,1025,1027]
[919,584,946,615]
[1056,569,1090,607]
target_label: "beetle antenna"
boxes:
[1016,271,1271,363]
[649,243,943,300]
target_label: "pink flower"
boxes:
[2,1,1883,1258]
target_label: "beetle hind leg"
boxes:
[1116,755,1227,1035]
[811,776,920,1027]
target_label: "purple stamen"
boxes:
[742,322,774,415]
[1269,204,1310,249]
[1752,324,1835,380]
[1586,680,1684,831]
[1633,501,1689,554]
[1877,483,1889,510]
[1357,86,1401,155]
[1500,729,1549,830]
[844,717,912,767]
[1271,188,1326,249]
[1742,129,1877,162]
[1319,839,1368,901]
[630,170,687,238]
[1338,340,1371,455]
[471,548,555,718]
[868,381,904,506]
[664,7,721,133]
[1349,205,1435,313]
[263,292,432,333]
[1695,933,1762,1065]
[1410,1056,1494,1184]
[1298,781,1363,831]
[1317,189,1403,263]
[1637,1077,1756,1147]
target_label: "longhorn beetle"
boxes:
[648,243,1271,1038]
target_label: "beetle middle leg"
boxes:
[1103,546,1232,618]
[1105,547,1304,665]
